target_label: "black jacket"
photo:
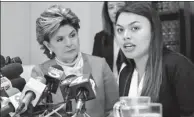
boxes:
[92,30,114,71]
[119,48,194,117]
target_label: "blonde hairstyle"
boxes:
[36,5,80,59]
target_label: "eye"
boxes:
[131,26,140,32]
[56,37,63,42]
[69,32,77,38]
[116,28,124,34]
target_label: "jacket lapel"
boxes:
[119,60,135,96]
[81,53,92,74]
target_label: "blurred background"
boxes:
[1,1,194,65]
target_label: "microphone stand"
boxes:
[45,82,53,112]
[72,90,91,117]
[80,104,90,117]
[71,103,90,117]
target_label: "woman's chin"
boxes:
[63,53,78,61]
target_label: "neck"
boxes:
[56,53,80,67]
[134,54,149,79]
[63,57,77,64]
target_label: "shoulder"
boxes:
[32,59,56,76]
[163,48,194,66]
[94,30,110,40]
[82,53,106,64]
[95,30,107,36]
[163,48,194,72]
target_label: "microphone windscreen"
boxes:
[1,63,23,80]
[1,55,5,68]
[12,57,22,64]
[11,78,26,92]
[45,65,64,94]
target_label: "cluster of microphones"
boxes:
[0,55,97,117]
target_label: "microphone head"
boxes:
[20,77,46,107]
[69,74,97,101]
[1,63,23,80]
[11,78,26,92]
[11,57,22,64]
[60,75,77,101]
[1,55,5,68]
[47,65,64,79]
[5,56,11,65]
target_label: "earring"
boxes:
[50,51,53,55]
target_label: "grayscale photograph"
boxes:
[1,1,194,117]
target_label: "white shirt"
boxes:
[55,53,83,77]
[128,69,145,97]
[113,38,120,83]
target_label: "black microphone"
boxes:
[44,65,64,94]
[14,76,47,115]
[0,88,22,117]
[11,57,22,65]
[1,63,23,80]
[69,74,97,114]
[60,74,77,101]
[1,55,5,68]
[11,78,26,92]
[5,56,22,65]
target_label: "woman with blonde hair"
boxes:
[31,4,118,117]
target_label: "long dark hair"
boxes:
[102,1,114,36]
[116,2,163,102]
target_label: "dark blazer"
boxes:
[31,53,119,117]
[92,30,114,71]
[119,48,194,117]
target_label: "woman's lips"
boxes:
[123,43,136,52]
[65,49,76,53]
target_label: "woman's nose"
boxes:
[123,30,131,40]
[65,38,72,47]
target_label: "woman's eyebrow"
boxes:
[128,21,140,26]
[70,30,76,35]
[116,21,139,27]
[116,24,123,27]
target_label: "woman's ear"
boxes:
[43,41,52,51]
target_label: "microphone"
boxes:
[44,65,64,94]
[15,77,46,115]
[11,78,26,92]
[1,77,26,92]
[14,65,63,115]
[1,78,26,97]
[10,57,22,64]
[1,63,23,80]
[1,55,5,68]
[60,74,77,101]
[0,88,22,117]
[5,56,22,65]
[69,74,97,113]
